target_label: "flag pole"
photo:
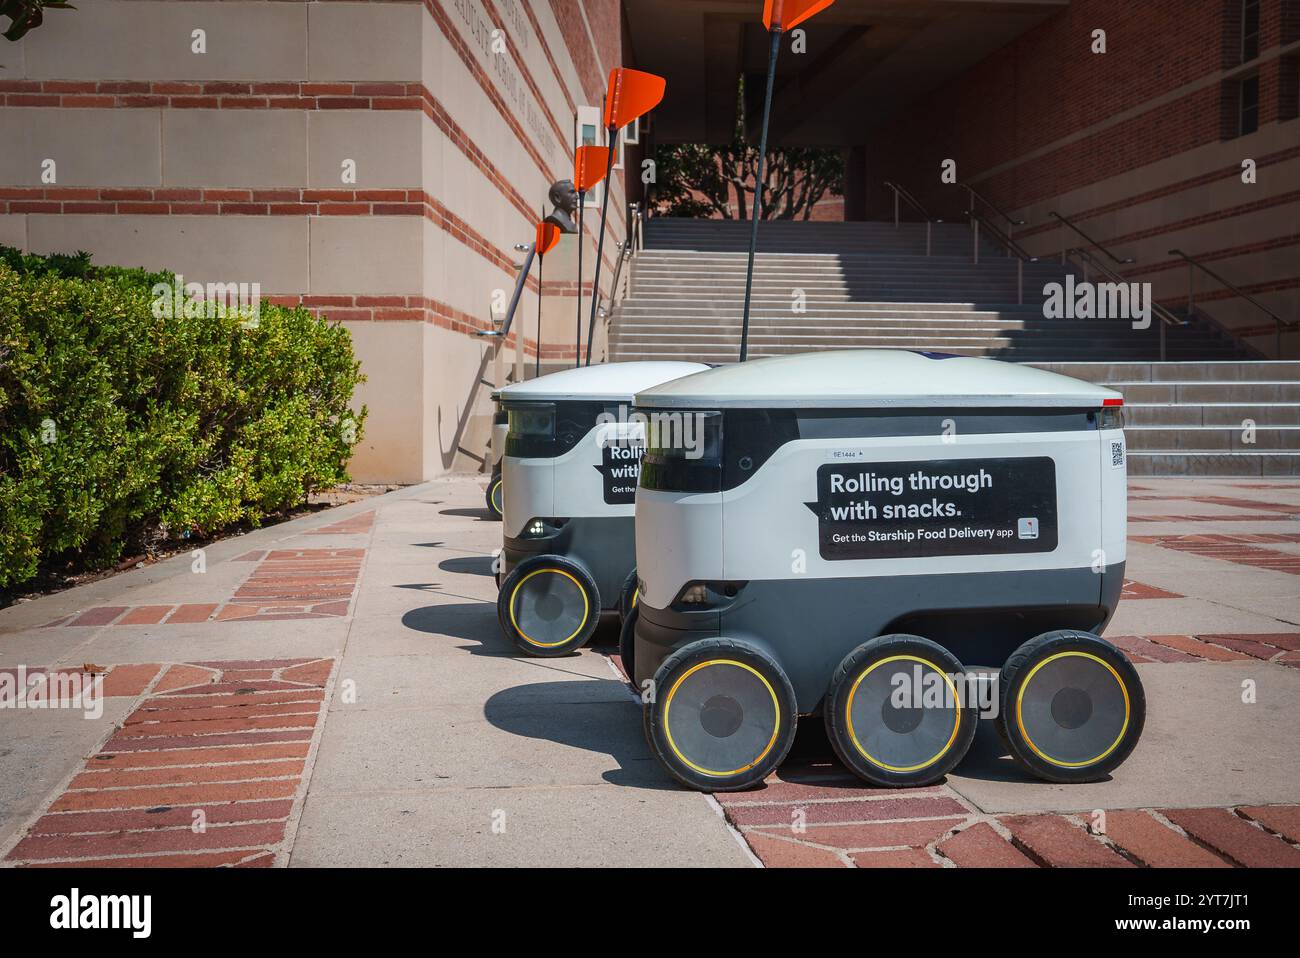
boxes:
[575,192,585,369]
[584,141,617,366]
[739,26,781,364]
[535,250,544,378]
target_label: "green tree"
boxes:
[652,75,843,221]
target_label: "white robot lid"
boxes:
[496,361,710,403]
[635,350,1123,409]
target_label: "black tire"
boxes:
[618,604,639,687]
[824,634,978,788]
[485,470,504,520]
[497,554,599,657]
[998,630,1145,784]
[618,567,639,625]
[644,638,796,793]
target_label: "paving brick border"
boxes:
[2,658,334,868]
[42,547,368,628]
[714,765,1300,868]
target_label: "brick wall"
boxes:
[867,0,1300,356]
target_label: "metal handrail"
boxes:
[882,180,936,223]
[1066,246,1189,362]
[959,183,1024,229]
[966,211,1036,262]
[965,210,1035,305]
[882,181,942,256]
[476,241,535,340]
[602,241,630,313]
[1049,211,1133,266]
[628,202,644,253]
[1067,247,1185,329]
[1168,248,1295,356]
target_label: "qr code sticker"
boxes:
[1110,440,1125,469]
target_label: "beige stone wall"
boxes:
[0,0,636,481]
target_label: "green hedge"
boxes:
[0,247,366,590]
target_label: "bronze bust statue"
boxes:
[544,179,580,233]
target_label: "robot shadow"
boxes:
[436,555,494,576]
[956,719,1115,785]
[438,506,495,521]
[483,680,678,790]
[401,601,512,657]
[400,602,618,657]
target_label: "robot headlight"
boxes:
[520,518,568,539]
[671,580,747,611]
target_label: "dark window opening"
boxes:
[1240,73,1261,135]
[1282,57,1300,121]
[1242,0,1261,62]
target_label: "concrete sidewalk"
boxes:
[0,480,751,867]
[0,475,1296,868]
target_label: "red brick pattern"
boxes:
[1131,493,1300,516]
[43,548,367,627]
[0,664,163,699]
[1121,579,1183,600]
[0,79,424,111]
[2,659,332,867]
[305,510,376,536]
[721,766,1300,868]
[0,184,554,283]
[219,548,364,622]
[1130,532,1300,575]
[1164,807,1300,868]
[1131,513,1300,523]
[1108,632,1297,666]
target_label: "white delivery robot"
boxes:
[628,349,1140,792]
[485,402,508,520]
[496,361,709,656]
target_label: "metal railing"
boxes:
[965,210,1036,305]
[1066,245,1189,361]
[628,202,644,253]
[1049,211,1133,266]
[882,181,941,256]
[1169,248,1296,357]
[960,182,1024,255]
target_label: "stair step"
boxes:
[1126,453,1300,477]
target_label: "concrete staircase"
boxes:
[1035,362,1300,476]
[611,220,1241,363]
[608,219,1300,476]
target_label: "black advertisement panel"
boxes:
[805,457,1058,560]
[595,441,644,504]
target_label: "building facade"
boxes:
[0,0,638,482]
[867,0,1298,356]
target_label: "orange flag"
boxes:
[603,68,666,131]
[535,221,560,255]
[762,0,835,31]
[574,145,612,192]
